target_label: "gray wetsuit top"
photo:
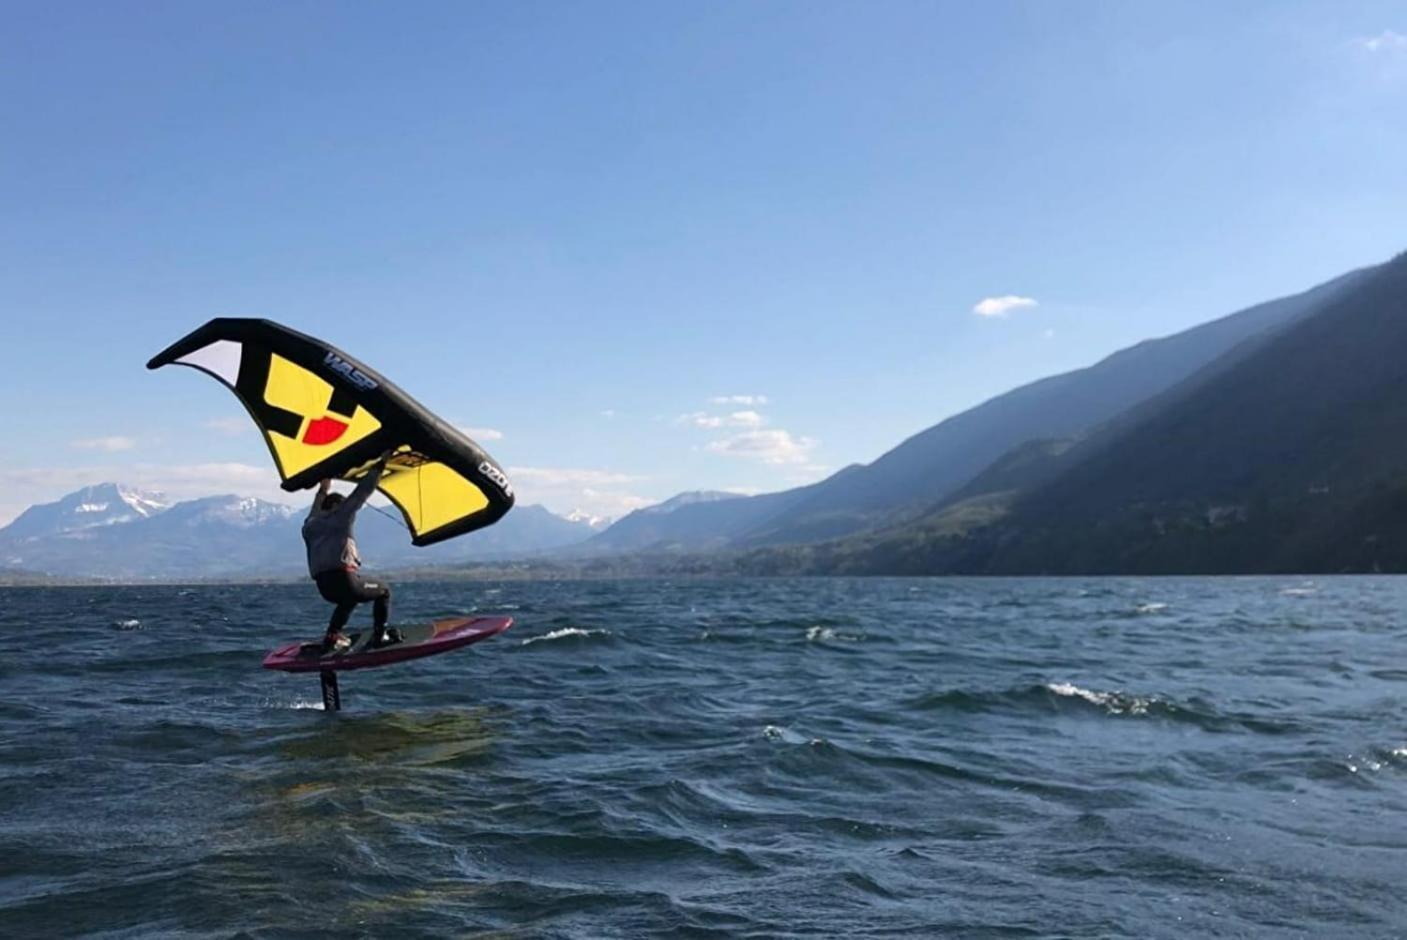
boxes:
[301,464,383,577]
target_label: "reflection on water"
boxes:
[271,707,501,765]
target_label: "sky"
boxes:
[2,1,1406,525]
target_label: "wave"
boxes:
[520,627,611,646]
[1134,602,1169,615]
[907,682,1164,716]
[1044,681,1157,715]
[262,698,325,711]
[906,681,1300,734]
[762,724,813,745]
[112,618,142,630]
[1347,746,1407,775]
[805,625,861,642]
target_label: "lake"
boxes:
[2,577,1405,937]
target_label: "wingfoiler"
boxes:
[148,319,516,710]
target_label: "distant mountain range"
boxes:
[0,483,602,580]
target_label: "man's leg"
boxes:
[315,571,358,652]
[322,601,354,651]
[373,586,390,630]
[349,572,395,644]
[328,601,354,634]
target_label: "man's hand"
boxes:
[379,448,397,466]
[317,478,332,493]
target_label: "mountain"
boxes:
[577,490,748,553]
[0,487,599,579]
[580,481,846,554]
[585,265,1375,554]
[371,502,601,564]
[753,251,1407,574]
[0,493,298,579]
[563,509,613,530]
[1,484,170,540]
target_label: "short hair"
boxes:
[321,492,345,512]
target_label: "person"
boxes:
[303,451,401,653]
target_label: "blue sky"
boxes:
[2,1,1406,524]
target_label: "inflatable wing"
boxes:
[147,318,514,546]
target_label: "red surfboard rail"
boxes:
[263,615,512,673]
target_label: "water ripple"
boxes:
[2,576,1406,936]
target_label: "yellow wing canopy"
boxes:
[148,319,514,546]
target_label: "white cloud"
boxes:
[600,409,617,418]
[70,436,137,452]
[675,408,765,430]
[786,463,832,485]
[1357,30,1407,53]
[203,417,250,436]
[973,295,1038,318]
[678,410,766,429]
[727,410,766,428]
[579,488,656,518]
[457,426,504,442]
[506,466,651,520]
[710,394,768,406]
[680,412,725,429]
[706,429,818,465]
[509,467,646,487]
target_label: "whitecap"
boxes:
[1134,603,1168,615]
[262,698,324,710]
[520,627,610,646]
[113,618,142,630]
[1346,758,1383,774]
[806,625,859,642]
[1346,752,1387,773]
[762,725,807,744]
[1045,681,1152,716]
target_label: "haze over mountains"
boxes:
[7,251,1406,580]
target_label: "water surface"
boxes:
[2,577,1405,937]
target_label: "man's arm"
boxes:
[344,451,393,514]
[308,478,332,519]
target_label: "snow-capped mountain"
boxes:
[0,484,171,540]
[152,495,298,528]
[569,490,748,554]
[636,491,742,516]
[564,508,613,530]
[0,484,597,579]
